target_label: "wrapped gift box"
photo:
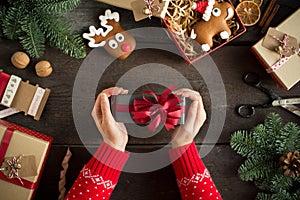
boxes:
[163,0,246,64]
[251,9,300,90]
[111,94,187,125]
[96,0,134,10]
[0,120,52,200]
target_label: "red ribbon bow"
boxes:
[131,86,184,132]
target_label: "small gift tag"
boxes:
[131,0,170,21]
[1,155,37,178]
[262,27,299,57]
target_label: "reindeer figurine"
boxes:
[83,9,136,60]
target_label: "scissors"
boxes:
[237,72,300,118]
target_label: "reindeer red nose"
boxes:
[121,44,131,52]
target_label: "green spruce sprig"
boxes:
[230,113,300,200]
[0,0,86,58]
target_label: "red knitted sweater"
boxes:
[65,142,222,200]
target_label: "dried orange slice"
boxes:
[236,1,261,26]
[239,0,262,7]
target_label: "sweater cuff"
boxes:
[86,142,130,172]
[169,142,206,178]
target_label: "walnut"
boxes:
[11,51,30,69]
[35,60,53,77]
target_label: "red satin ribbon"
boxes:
[130,86,184,132]
[0,128,37,189]
[0,128,13,161]
[0,172,36,189]
[0,72,11,100]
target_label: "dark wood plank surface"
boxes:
[0,0,299,199]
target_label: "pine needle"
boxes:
[38,0,81,14]
[3,7,23,40]
[18,17,45,58]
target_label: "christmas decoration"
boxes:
[0,0,86,59]
[230,113,300,199]
[191,0,235,52]
[279,151,300,178]
[83,9,136,60]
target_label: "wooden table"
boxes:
[0,0,299,199]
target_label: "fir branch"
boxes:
[255,178,273,191]
[292,188,300,200]
[276,122,300,155]
[230,130,269,158]
[256,193,272,200]
[2,7,23,40]
[230,130,257,157]
[238,157,275,181]
[37,0,80,14]
[264,112,283,137]
[231,113,300,199]
[18,17,45,58]
[270,174,293,193]
[0,6,5,38]
[272,189,293,200]
[43,16,85,58]
[2,0,85,59]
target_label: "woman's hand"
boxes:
[91,87,129,152]
[171,88,206,148]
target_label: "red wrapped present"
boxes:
[111,87,186,132]
[0,120,52,200]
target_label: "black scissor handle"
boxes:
[243,72,280,100]
[237,104,256,118]
[243,72,261,86]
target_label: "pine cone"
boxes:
[279,151,300,178]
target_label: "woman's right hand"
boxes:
[171,88,207,148]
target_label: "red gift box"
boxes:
[111,87,187,132]
[0,120,52,200]
[163,0,246,64]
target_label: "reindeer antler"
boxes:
[83,9,120,47]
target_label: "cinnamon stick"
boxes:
[259,0,276,27]
[261,3,280,34]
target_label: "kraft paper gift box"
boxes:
[0,120,52,200]
[251,9,300,90]
[96,0,134,10]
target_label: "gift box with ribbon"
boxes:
[251,9,300,90]
[111,87,187,132]
[0,120,52,200]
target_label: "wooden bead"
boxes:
[11,51,30,69]
[35,60,53,77]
